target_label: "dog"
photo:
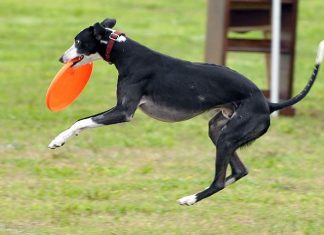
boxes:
[48,18,323,206]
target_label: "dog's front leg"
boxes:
[48,105,136,149]
[48,76,145,149]
[48,117,103,149]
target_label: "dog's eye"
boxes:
[75,40,81,46]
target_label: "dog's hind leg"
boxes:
[178,99,270,206]
[206,110,248,186]
[225,152,248,186]
[178,109,230,206]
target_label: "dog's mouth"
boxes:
[70,55,84,67]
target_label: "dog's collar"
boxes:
[100,31,126,64]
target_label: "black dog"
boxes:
[49,18,323,205]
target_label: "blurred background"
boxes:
[0,0,323,234]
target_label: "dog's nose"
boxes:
[59,56,64,63]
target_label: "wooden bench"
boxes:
[205,0,298,116]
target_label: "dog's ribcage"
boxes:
[139,96,202,122]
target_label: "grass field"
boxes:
[0,0,323,234]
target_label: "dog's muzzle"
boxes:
[60,42,103,67]
[59,55,64,63]
[60,43,79,64]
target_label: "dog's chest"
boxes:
[138,96,199,122]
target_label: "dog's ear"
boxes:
[93,22,106,40]
[101,18,116,28]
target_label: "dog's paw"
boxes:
[48,129,74,149]
[178,194,197,206]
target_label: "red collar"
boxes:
[104,31,125,64]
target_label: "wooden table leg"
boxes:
[205,0,230,65]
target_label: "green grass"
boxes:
[0,0,323,234]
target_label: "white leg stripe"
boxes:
[316,40,324,64]
[225,177,236,186]
[71,118,102,133]
[48,118,102,149]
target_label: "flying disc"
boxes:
[46,60,93,111]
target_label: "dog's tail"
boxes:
[268,40,324,113]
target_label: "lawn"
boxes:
[0,0,323,234]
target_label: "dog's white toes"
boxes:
[178,194,197,206]
[48,139,65,149]
[48,129,73,149]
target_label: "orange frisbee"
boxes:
[46,60,93,111]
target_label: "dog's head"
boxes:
[59,18,117,67]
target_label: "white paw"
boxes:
[178,194,197,206]
[48,129,75,149]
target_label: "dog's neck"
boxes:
[97,29,126,63]
[98,33,158,77]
